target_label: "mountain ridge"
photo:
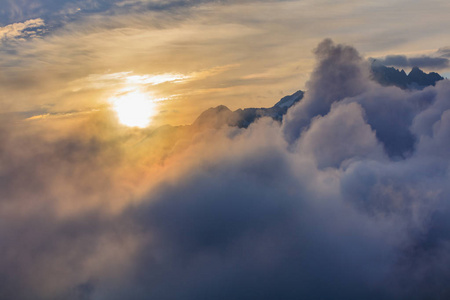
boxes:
[192,64,444,130]
[370,60,444,89]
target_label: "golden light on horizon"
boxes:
[109,90,157,128]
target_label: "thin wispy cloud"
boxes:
[71,72,191,91]
[2,0,450,124]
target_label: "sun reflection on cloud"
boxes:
[77,72,191,91]
[124,73,189,85]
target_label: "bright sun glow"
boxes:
[109,90,157,128]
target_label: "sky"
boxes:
[2,1,450,299]
[1,0,450,125]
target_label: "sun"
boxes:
[109,90,157,128]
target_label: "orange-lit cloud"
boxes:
[2,1,450,126]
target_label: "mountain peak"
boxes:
[274,90,304,108]
[407,66,443,87]
[371,63,443,89]
[192,105,234,128]
[409,66,424,75]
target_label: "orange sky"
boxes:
[1,0,450,127]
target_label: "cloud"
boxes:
[297,102,386,169]
[70,71,191,93]
[0,18,45,41]
[282,39,371,143]
[125,123,398,300]
[3,39,450,300]
[2,1,450,298]
[437,47,450,58]
[0,0,241,27]
[0,0,117,25]
[117,40,450,299]
[376,54,450,69]
[3,0,450,127]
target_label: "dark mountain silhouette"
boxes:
[407,66,444,88]
[192,63,444,130]
[192,90,305,129]
[371,60,443,89]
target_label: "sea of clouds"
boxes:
[2,39,450,299]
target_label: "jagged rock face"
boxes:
[407,66,443,87]
[193,91,305,129]
[192,63,444,131]
[192,105,236,129]
[274,90,305,108]
[371,62,443,89]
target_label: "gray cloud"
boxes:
[2,39,450,300]
[376,54,450,69]
[282,39,371,143]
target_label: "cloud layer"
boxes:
[376,54,450,69]
[2,39,450,299]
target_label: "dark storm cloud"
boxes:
[2,39,450,300]
[377,54,450,69]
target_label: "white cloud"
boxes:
[0,18,45,41]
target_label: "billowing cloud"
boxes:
[283,39,371,143]
[2,39,450,300]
